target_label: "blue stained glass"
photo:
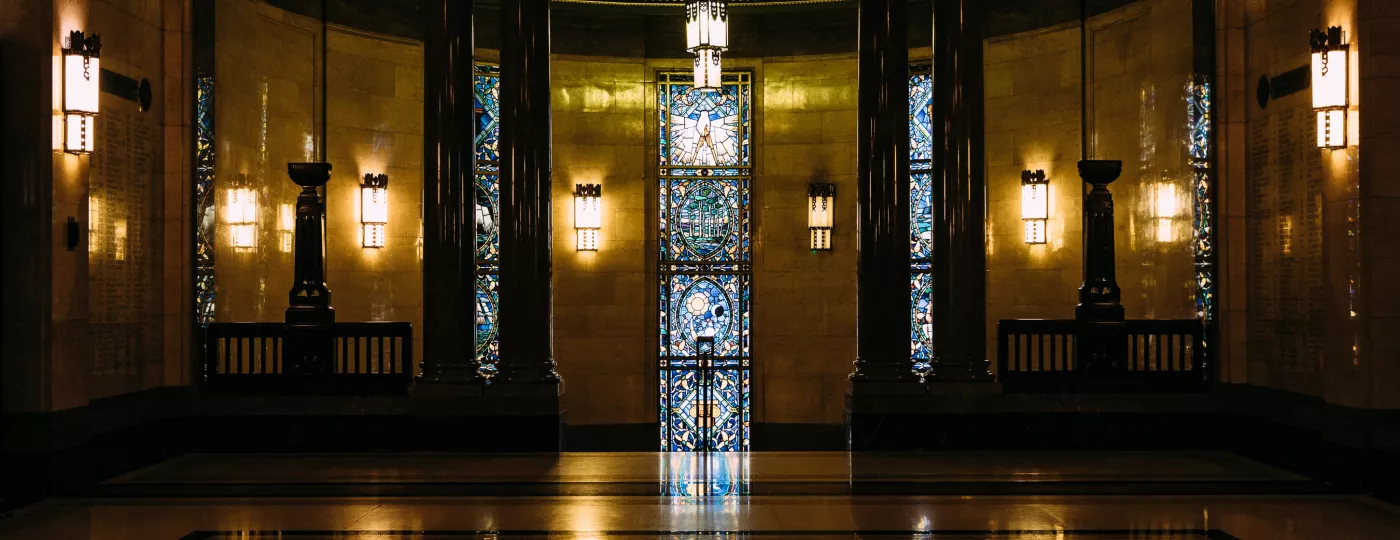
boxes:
[474,65,502,372]
[1187,79,1215,326]
[475,273,499,374]
[909,66,934,370]
[669,178,743,262]
[474,64,500,164]
[659,72,752,452]
[195,76,216,328]
[662,368,750,452]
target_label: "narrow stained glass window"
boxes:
[195,75,217,328]
[910,65,934,374]
[658,71,752,452]
[474,64,501,377]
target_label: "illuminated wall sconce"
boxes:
[361,173,389,248]
[224,174,258,250]
[807,183,835,251]
[278,203,295,253]
[574,183,601,251]
[1152,180,1180,243]
[62,31,102,155]
[1021,169,1048,244]
[1310,26,1349,149]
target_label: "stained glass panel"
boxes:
[474,65,501,373]
[1187,78,1214,325]
[195,76,216,328]
[659,72,752,452]
[909,66,933,372]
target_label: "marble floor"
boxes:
[2,452,1398,539]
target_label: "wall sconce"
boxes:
[62,31,102,155]
[808,183,835,251]
[1310,26,1349,149]
[1021,170,1048,244]
[1152,180,1180,243]
[278,203,295,253]
[224,174,258,250]
[361,173,389,248]
[574,183,601,251]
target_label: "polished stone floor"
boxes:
[2,452,1399,539]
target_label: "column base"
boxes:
[409,382,564,451]
[931,357,994,382]
[846,378,999,450]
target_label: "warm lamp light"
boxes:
[224,174,258,250]
[807,183,835,251]
[361,174,389,248]
[1310,26,1348,149]
[1153,180,1179,243]
[574,183,601,251]
[1021,170,1048,244]
[62,31,102,155]
[685,0,727,90]
[278,203,295,253]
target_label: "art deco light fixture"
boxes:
[278,203,295,253]
[686,0,728,90]
[1310,26,1349,149]
[62,30,102,155]
[808,183,835,251]
[361,173,389,248]
[574,183,601,251]
[1021,169,1048,244]
[1153,179,1180,243]
[224,174,258,250]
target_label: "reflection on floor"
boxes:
[2,452,1399,539]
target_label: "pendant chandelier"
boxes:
[686,0,728,90]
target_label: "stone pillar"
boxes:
[930,0,991,381]
[285,162,335,374]
[418,0,478,384]
[1075,160,1126,373]
[496,0,560,386]
[848,0,915,383]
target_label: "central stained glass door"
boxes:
[658,71,752,452]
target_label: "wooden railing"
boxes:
[203,321,414,393]
[997,318,1208,393]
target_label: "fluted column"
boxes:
[930,0,991,381]
[496,0,559,384]
[419,0,478,383]
[849,0,915,383]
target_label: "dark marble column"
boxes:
[930,0,991,381]
[496,0,560,385]
[419,0,478,384]
[285,162,335,374]
[1075,160,1125,322]
[849,0,915,383]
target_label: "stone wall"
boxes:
[982,0,1198,368]
[212,0,425,362]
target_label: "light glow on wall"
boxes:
[361,174,389,248]
[808,183,835,251]
[278,203,295,253]
[685,0,728,89]
[1153,181,1180,243]
[1020,170,1048,244]
[574,183,601,251]
[224,174,258,250]
[1310,26,1349,149]
[62,31,101,155]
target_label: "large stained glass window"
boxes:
[474,64,501,377]
[658,71,752,452]
[909,65,934,374]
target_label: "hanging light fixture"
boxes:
[574,183,602,251]
[1152,177,1180,243]
[361,173,389,248]
[1310,26,1349,149]
[224,174,258,250]
[686,0,728,90]
[62,30,102,155]
[278,203,295,253]
[807,183,835,251]
[1021,169,1048,245]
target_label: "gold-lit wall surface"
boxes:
[212,0,424,363]
[550,54,859,426]
[983,0,1196,367]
